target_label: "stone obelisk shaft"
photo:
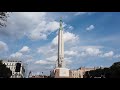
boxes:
[58,18,64,68]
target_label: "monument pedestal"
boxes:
[54,68,70,78]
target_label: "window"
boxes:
[15,63,21,72]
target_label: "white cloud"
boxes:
[71,46,103,57]
[29,33,47,40]
[79,52,86,57]
[78,46,115,58]
[0,41,8,51]
[68,26,74,30]
[103,51,114,57]
[85,48,102,56]
[9,46,31,61]
[35,60,51,65]
[0,12,63,41]
[74,12,88,16]
[65,60,72,65]
[64,50,78,56]
[34,55,73,66]
[45,21,60,32]
[74,12,95,16]
[114,54,120,58]
[64,57,72,64]
[35,56,57,65]
[45,65,54,69]
[86,25,95,31]
[24,55,34,63]
[46,56,57,62]
[28,20,59,40]
[79,46,103,50]
[52,31,79,45]
[36,31,79,66]
[64,32,79,43]
[17,12,46,23]
[37,47,45,54]
[78,48,102,57]
[52,36,58,45]
[10,52,23,59]
[37,45,56,56]
[19,46,30,53]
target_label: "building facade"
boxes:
[70,67,100,78]
[70,69,81,78]
[30,75,49,78]
[2,60,26,78]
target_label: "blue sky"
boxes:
[0,12,120,75]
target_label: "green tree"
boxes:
[0,12,10,27]
[83,71,90,78]
[110,62,120,78]
[0,60,12,78]
[84,62,120,78]
[102,68,110,78]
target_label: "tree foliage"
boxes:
[0,12,9,28]
[0,60,12,78]
[84,62,120,78]
[110,62,120,78]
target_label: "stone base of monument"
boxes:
[53,68,70,78]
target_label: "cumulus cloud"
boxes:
[37,45,57,56]
[35,60,50,65]
[19,46,30,53]
[46,56,57,62]
[24,55,33,63]
[74,12,95,16]
[28,21,59,40]
[85,48,102,56]
[17,12,46,23]
[35,55,72,67]
[38,44,115,61]
[103,51,114,57]
[86,25,95,31]
[35,55,57,65]
[68,26,74,30]
[70,46,103,57]
[77,46,115,58]
[64,32,79,43]
[0,41,8,51]
[74,12,88,16]
[0,12,61,41]
[64,57,72,64]
[78,48,102,57]
[79,46,103,50]
[9,46,31,60]
[52,31,79,45]
[64,50,78,56]
[36,31,79,67]
[10,52,23,59]
[29,33,47,40]
[113,54,120,58]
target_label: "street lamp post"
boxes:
[42,72,44,78]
